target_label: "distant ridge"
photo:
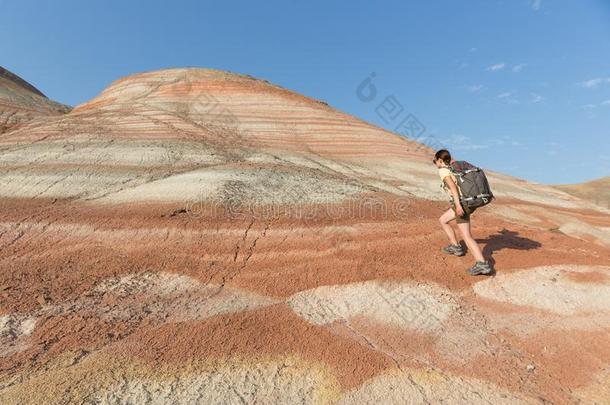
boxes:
[0,66,70,134]
[555,176,610,207]
[0,66,48,98]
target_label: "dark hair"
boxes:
[434,149,451,165]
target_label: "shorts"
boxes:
[450,201,476,224]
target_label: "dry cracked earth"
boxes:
[0,67,609,404]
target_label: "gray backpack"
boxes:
[449,161,494,208]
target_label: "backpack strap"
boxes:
[447,162,459,174]
[449,161,480,176]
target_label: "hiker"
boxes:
[433,149,493,275]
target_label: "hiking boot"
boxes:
[467,261,493,276]
[441,244,465,256]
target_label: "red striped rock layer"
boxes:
[0,68,598,214]
[72,68,423,159]
[0,197,609,403]
[0,66,70,134]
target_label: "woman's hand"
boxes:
[455,202,465,217]
[443,176,465,217]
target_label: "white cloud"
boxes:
[578,77,610,89]
[469,47,477,53]
[530,0,542,10]
[495,91,520,104]
[487,137,524,148]
[486,63,506,71]
[602,100,610,106]
[461,144,490,150]
[581,104,596,109]
[441,134,490,151]
[512,64,526,73]
[461,84,483,93]
[530,93,544,103]
[546,142,566,149]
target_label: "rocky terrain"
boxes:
[0,67,608,404]
[0,66,70,134]
[556,176,610,210]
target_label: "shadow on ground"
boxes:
[476,228,542,267]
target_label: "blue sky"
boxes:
[2,0,609,184]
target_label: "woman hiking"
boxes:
[433,149,493,276]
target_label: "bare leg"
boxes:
[457,221,485,262]
[439,208,459,246]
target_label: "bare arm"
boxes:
[444,176,464,216]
